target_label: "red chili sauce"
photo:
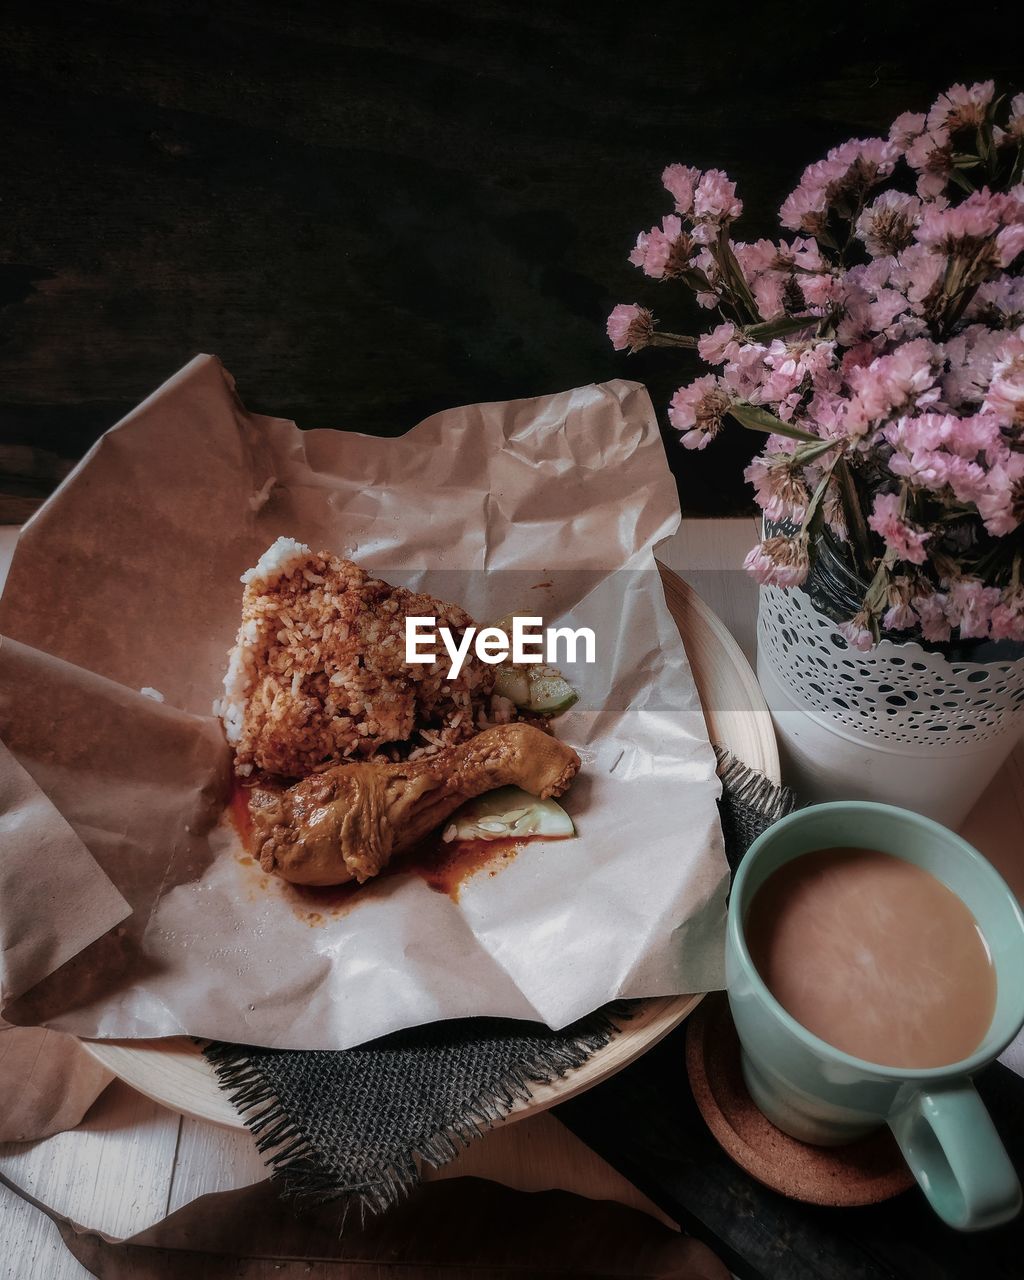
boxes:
[228,778,550,918]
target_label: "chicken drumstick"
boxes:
[250,722,580,886]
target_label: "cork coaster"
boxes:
[686,992,915,1207]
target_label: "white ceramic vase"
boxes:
[756,582,1024,829]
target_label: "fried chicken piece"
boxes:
[250,723,580,886]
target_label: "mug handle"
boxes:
[888,1080,1022,1231]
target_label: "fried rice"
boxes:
[217,538,516,778]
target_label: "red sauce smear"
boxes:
[227,779,549,919]
[531,580,553,589]
[229,778,256,851]
[401,833,523,898]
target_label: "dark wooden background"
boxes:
[1,0,1021,518]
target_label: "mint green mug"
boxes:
[726,801,1024,1231]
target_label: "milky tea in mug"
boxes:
[744,846,996,1070]
[727,803,1024,1231]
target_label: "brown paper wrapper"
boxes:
[3,1173,731,1279]
[0,1023,111,1141]
[0,356,728,1048]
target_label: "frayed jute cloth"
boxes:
[204,748,795,1216]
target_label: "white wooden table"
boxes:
[3,516,1022,1278]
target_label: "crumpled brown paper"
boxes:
[3,1173,731,1278]
[0,1022,111,1141]
[0,355,727,1048]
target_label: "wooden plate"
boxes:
[82,564,779,1129]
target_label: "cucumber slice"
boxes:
[493,665,531,706]
[488,613,579,718]
[444,785,576,842]
[493,661,578,716]
[524,668,578,716]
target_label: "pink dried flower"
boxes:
[750,271,788,320]
[629,215,694,279]
[720,342,770,401]
[833,285,872,346]
[744,453,810,523]
[697,322,738,364]
[621,82,1024,648]
[845,338,940,427]
[885,411,1001,461]
[867,492,930,564]
[662,163,701,215]
[855,190,923,257]
[983,331,1024,428]
[730,239,821,321]
[780,138,898,234]
[669,374,731,449]
[786,237,827,272]
[948,577,1001,639]
[839,137,901,178]
[779,174,830,236]
[926,81,995,133]
[888,445,989,506]
[629,229,654,274]
[975,453,1024,536]
[886,242,945,314]
[854,255,900,292]
[838,341,881,378]
[758,341,809,401]
[732,239,779,275]
[905,128,954,198]
[913,591,952,642]
[943,325,1008,406]
[836,271,913,347]
[997,224,1024,268]
[1006,94,1024,143]
[916,193,1004,253]
[839,613,874,651]
[806,390,852,441]
[743,533,810,588]
[757,339,836,404]
[867,289,912,334]
[690,247,722,308]
[800,271,844,308]
[990,588,1024,641]
[889,110,926,150]
[883,600,918,631]
[917,187,1024,279]
[693,169,742,223]
[967,275,1024,326]
[941,455,992,506]
[606,303,656,352]
[884,445,938,491]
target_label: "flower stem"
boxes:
[741,315,817,341]
[799,458,840,534]
[715,226,761,324]
[836,456,873,570]
[649,332,698,348]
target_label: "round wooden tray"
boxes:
[82,564,778,1129]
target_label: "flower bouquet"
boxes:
[609,81,1024,653]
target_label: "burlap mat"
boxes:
[203,748,794,1215]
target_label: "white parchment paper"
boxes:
[0,355,727,1048]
